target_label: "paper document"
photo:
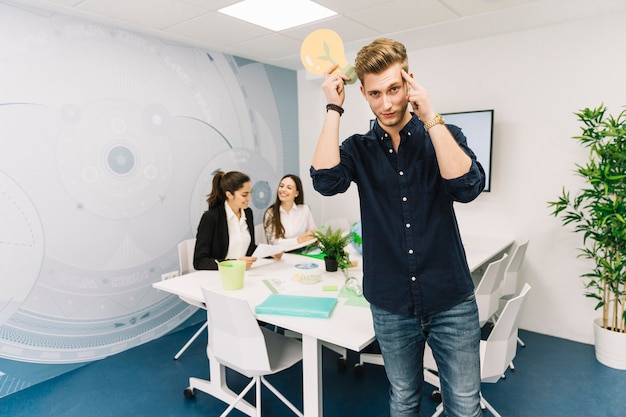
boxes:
[250,258,276,269]
[252,239,316,258]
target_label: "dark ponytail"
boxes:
[206,170,251,210]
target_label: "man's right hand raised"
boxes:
[322,64,351,106]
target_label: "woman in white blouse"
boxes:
[263,174,317,247]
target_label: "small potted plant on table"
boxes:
[313,226,351,272]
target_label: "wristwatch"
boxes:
[423,113,445,131]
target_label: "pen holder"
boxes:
[218,260,245,290]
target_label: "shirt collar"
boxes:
[224,201,246,221]
[370,113,420,140]
[279,203,300,214]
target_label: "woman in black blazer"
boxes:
[193,171,258,270]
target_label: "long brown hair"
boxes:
[207,170,251,210]
[264,174,305,240]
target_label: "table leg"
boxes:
[301,334,323,417]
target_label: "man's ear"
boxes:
[360,84,366,99]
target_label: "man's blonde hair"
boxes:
[354,38,409,84]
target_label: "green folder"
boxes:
[255,294,338,318]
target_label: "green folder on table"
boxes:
[255,294,338,318]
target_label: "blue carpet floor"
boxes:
[1,327,624,417]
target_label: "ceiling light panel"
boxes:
[218,0,337,31]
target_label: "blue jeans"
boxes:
[370,295,481,417]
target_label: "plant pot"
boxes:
[324,257,338,272]
[593,317,626,370]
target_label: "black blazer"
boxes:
[193,205,256,270]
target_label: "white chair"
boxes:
[497,240,530,353]
[322,343,348,369]
[255,223,267,245]
[500,241,529,299]
[185,288,303,417]
[173,238,208,360]
[475,253,508,328]
[354,348,384,374]
[178,238,197,275]
[424,283,532,417]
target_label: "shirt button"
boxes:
[402,196,407,202]
[408,249,413,254]
[407,132,411,136]
[388,149,393,154]
[406,223,411,228]
[411,276,416,281]
[399,171,404,176]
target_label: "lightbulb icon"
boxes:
[300,29,357,84]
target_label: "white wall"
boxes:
[297,11,626,344]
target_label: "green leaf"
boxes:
[549,104,626,330]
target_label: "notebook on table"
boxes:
[255,294,338,318]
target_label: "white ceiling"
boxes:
[7,0,626,70]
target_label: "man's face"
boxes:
[360,62,410,129]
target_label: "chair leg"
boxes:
[219,377,258,417]
[508,336,524,371]
[432,394,500,417]
[321,342,347,369]
[174,321,208,360]
[261,376,303,417]
[480,394,503,417]
[432,403,444,417]
[256,378,262,417]
[322,341,346,359]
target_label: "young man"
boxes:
[310,38,486,417]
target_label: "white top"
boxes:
[225,201,251,259]
[264,203,316,246]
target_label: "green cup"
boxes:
[218,260,245,290]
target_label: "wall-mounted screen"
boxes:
[442,110,494,192]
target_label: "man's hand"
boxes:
[401,69,436,122]
[322,64,351,106]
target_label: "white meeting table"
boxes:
[152,234,513,417]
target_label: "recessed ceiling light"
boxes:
[218,0,337,31]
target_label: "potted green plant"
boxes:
[313,225,351,272]
[548,104,626,369]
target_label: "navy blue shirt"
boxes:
[310,114,485,317]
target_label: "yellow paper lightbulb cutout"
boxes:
[300,29,357,84]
